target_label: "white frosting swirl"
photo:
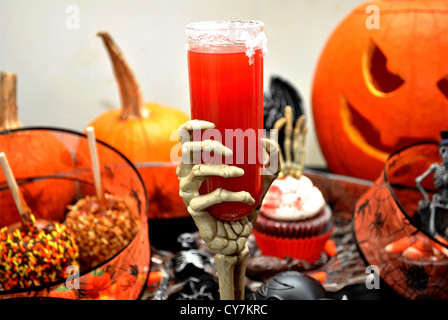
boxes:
[260,175,325,221]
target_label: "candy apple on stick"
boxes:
[64,126,140,270]
[0,152,79,290]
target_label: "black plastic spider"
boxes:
[369,210,386,238]
[400,263,429,293]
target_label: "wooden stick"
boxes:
[0,72,22,130]
[0,152,33,225]
[86,126,104,205]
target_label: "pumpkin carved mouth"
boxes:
[340,95,428,162]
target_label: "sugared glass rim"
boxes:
[185,20,264,32]
[185,20,266,56]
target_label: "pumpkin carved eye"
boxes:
[437,76,448,99]
[364,41,404,95]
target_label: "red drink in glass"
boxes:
[186,21,266,220]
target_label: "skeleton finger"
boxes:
[188,210,223,244]
[261,138,280,176]
[178,120,215,147]
[179,164,244,203]
[179,171,206,195]
[181,140,233,164]
[192,164,244,178]
[178,120,216,165]
[283,106,293,167]
[187,208,221,246]
[179,119,215,134]
[182,140,233,156]
[293,115,308,177]
[259,139,281,206]
[179,189,195,208]
[261,138,280,159]
[176,162,191,179]
[189,188,255,212]
[272,117,287,132]
[272,117,286,170]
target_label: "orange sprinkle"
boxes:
[310,271,327,283]
[147,271,164,285]
[323,240,337,257]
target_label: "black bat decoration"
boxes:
[263,75,305,130]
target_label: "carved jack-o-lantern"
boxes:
[312,0,448,181]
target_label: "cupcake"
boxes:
[253,175,332,263]
[253,106,333,264]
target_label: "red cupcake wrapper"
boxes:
[253,227,334,264]
[255,205,332,238]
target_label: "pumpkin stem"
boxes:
[97,31,145,120]
[0,72,22,130]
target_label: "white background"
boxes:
[0,0,363,167]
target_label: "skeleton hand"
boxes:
[176,120,280,299]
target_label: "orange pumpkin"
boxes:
[0,72,76,226]
[312,0,448,181]
[86,32,189,219]
[83,269,112,299]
